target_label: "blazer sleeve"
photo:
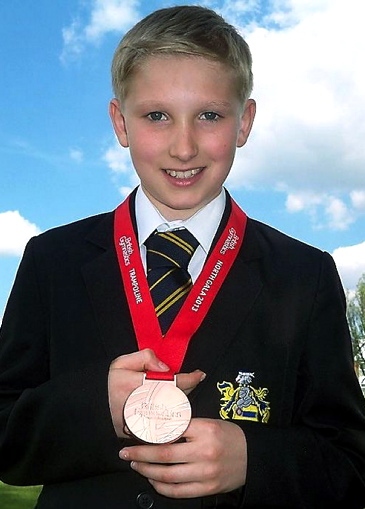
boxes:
[0,238,125,486]
[239,252,365,508]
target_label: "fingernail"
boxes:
[200,372,206,382]
[120,449,129,460]
[158,361,169,370]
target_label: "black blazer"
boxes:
[1,193,365,508]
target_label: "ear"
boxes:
[109,98,129,148]
[237,99,256,148]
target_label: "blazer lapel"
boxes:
[182,218,264,377]
[81,212,138,360]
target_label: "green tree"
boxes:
[347,273,365,378]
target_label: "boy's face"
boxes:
[110,55,255,220]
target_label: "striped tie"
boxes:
[145,229,199,334]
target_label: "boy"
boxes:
[0,5,365,509]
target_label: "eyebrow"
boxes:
[202,101,233,110]
[135,100,234,111]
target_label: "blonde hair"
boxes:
[111,5,253,104]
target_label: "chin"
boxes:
[158,199,201,220]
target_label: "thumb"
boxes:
[110,348,170,373]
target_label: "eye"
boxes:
[147,111,167,122]
[200,111,221,121]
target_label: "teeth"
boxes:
[165,168,203,179]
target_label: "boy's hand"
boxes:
[119,418,247,497]
[108,349,205,437]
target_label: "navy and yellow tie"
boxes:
[145,229,199,334]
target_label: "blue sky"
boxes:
[1,0,364,319]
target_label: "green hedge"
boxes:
[0,482,41,509]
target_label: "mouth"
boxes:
[164,167,204,179]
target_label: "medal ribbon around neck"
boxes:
[114,193,247,380]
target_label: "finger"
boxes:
[176,370,206,394]
[181,417,208,439]
[110,348,170,373]
[149,478,207,499]
[130,460,196,484]
[120,442,188,464]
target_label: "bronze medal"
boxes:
[124,376,191,444]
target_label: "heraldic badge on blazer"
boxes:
[217,372,270,423]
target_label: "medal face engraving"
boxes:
[124,377,191,444]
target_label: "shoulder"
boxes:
[25,211,114,259]
[245,217,338,285]
[246,217,322,257]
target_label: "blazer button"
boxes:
[136,492,154,508]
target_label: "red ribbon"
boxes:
[114,193,247,380]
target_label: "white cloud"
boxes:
[70,148,84,163]
[103,140,132,174]
[351,190,365,211]
[283,191,355,231]
[286,191,323,214]
[118,186,134,197]
[103,139,139,194]
[61,20,84,60]
[61,0,140,62]
[224,0,365,230]
[325,197,354,231]
[332,242,365,291]
[0,211,41,257]
[84,0,140,40]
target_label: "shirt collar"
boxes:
[135,187,226,254]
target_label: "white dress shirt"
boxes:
[135,187,226,282]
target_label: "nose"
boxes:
[168,122,198,161]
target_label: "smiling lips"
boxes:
[164,168,204,179]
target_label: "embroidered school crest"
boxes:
[217,372,270,423]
